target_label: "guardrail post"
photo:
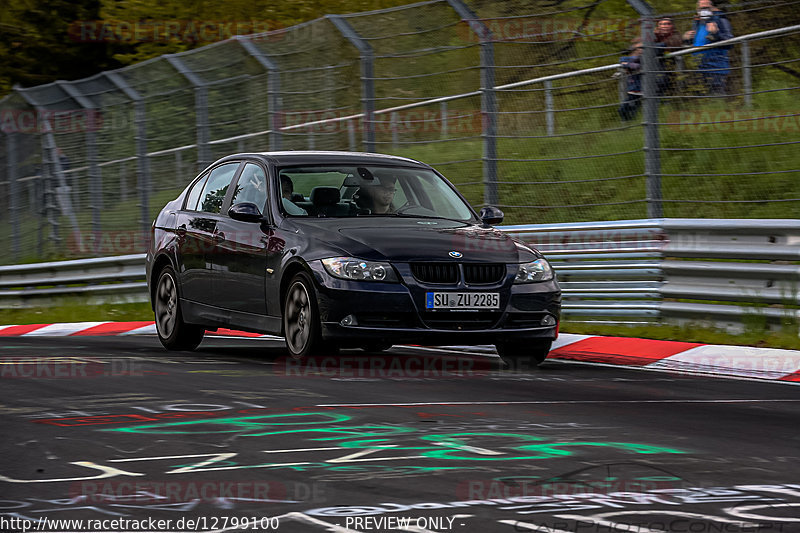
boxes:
[741,40,752,108]
[236,37,282,150]
[447,0,497,206]
[165,55,210,171]
[544,80,555,136]
[105,72,151,235]
[6,131,20,261]
[628,0,663,218]
[328,15,375,152]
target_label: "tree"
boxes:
[0,0,123,94]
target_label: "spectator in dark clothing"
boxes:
[654,17,683,94]
[618,41,643,121]
[683,0,734,95]
[56,147,70,171]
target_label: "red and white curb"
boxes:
[1,322,799,383]
[0,321,281,339]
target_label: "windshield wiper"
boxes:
[391,213,466,222]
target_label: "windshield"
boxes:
[277,165,476,221]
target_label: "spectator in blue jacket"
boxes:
[683,0,734,95]
[618,40,643,121]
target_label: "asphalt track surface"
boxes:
[1,335,800,533]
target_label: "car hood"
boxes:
[292,218,537,263]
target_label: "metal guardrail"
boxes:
[2,219,799,334]
[0,254,147,308]
[503,218,800,332]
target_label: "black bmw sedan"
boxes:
[146,151,561,367]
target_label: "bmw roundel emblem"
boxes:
[449,251,463,258]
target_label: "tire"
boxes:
[283,272,324,360]
[153,266,205,351]
[496,339,552,370]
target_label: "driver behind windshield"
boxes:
[355,173,397,214]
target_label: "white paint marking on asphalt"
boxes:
[432,441,503,455]
[109,453,219,462]
[262,447,344,453]
[318,399,800,407]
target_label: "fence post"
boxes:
[741,40,752,108]
[328,15,375,152]
[119,160,128,201]
[544,80,555,136]
[441,101,448,139]
[628,0,662,218]
[105,72,151,234]
[6,132,20,261]
[347,120,357,151]
[236,37,282,150]
[391,112,399,148]
[165,55,210,171]
[58,81,102,253]
[447,0,497,206]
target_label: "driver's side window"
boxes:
[230,163,268,212]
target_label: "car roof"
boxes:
[214,151,431,168]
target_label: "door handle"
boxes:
[213,231,225,242]
[176,224,187,237]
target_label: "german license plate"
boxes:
[426,292,499,310]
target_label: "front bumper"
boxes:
[308,261,561,346]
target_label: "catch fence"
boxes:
[0,0,799,264]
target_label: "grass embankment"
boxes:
[0,302,153,326]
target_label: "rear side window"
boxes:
[185,174,208,211]
[198,163,240,214]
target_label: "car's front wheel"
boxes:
[284,272,323,360]
[154,266,204,351]
[496,339,552,370]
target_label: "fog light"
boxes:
[340,315,358,326]
[541,315,556,326]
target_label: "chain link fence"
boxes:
[1,0,799,264]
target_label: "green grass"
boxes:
[0,302,153,325]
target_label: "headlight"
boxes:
[514,258,554,283]
[321,257,399,282]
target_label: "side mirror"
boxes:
[479,206,504,226]
[228,202,264,223]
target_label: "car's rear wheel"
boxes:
[284,272,324,360]
[154,266,204,351]
[496,339,552,370]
